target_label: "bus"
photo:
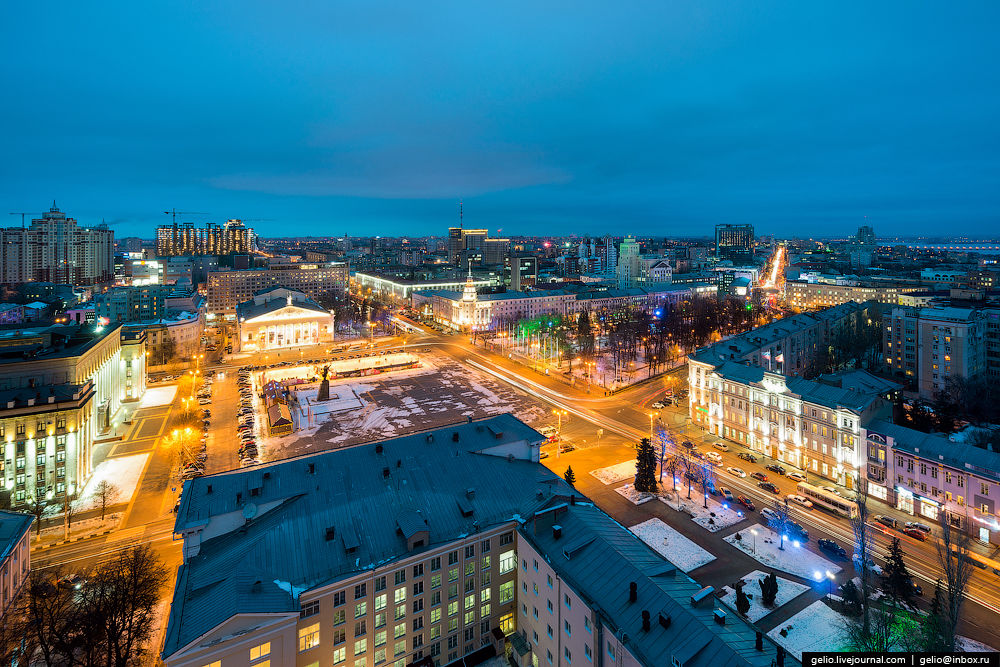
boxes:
[796,482,858,519]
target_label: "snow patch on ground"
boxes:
[78,453,149,508]
[958,636,998,652]
[719,570,810,623]
[660,492,748,532]
[767,600,848,659]
[139,386,177,408]
[614,483,656,505]
[724,523,841,580]
[629,518,716,573]
[590,460,636,485]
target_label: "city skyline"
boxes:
[3,3,999,238]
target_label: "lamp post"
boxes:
[825,570,836,597]
[553,409,567,458]
[648,411,659,437]
[750,528,758,555]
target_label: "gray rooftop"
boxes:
[164,414,552,658]
[711,361,883,413]
[867,419,1000,484]
[0,510,33,563]
[522,503,796,667]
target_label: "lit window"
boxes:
[299,623,320,652]
[250,642,271,661]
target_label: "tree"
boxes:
[841,579,862,616]
[93,480,120,521]
[696,462,715,509]
[84,544,169,667]
[882,537,913,603]
[758,572,778,607]
[735,580,751,617]
[850,479,875,638]
[936,511,973,651]
[769,499,794,551]
[152,335,177,366]
[563,467,576,487]
[28,494,46,536]
[633,438,657,493]
[922,579,948,651]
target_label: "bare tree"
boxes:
[843,598,920,652]
[936,511,973,651]
[696,462,716,509]
[27,494,46,536]
[850,478,875,637]
[769,498,795,551]
[92,480,120,521]
[84,544,169,667]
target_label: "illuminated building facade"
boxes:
[156,219,254,257]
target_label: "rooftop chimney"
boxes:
[552,525,562,540]
[629,582,637,603]
[641,610,650,632]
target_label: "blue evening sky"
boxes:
[2,2,998,239]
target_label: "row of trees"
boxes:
[803,311,883,379]
[0,545,167,666]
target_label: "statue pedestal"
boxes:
[317,379,330,402]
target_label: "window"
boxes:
[413,563,424,577]
[394,587,407,604]
[564,647,572,663]
[395,640,406,656]
[300,600,319,618]
[431,625,441,639]
[464,610,475,625]
[465,562,475,577]
[375,594,387,611]
[395,570,406,585]
[449,567,458,582]
[448,601,458,616]
[356,619,367,636]
[585,644,593,661]
[464,578,475,594]
[356,602,367,618]
[564,594,571,609]
[982,482,990,496]
[413,617,424,631]
[448,584,458,599]
[413,581,424,596]
[334,591,346,606]
[564,619,572,636]
[376,630,387,646]
[430,557,441,571]
[250,642,271,661]
[431,591,441,606]
[332,647,346,664]
[413,598,424,613]
[584,617,591,633]
[547,600,553,614]
[334,628,347,645]
[499,532,513,546]
[465,545,475,559]
[395,604,406,620]
[375,576,386,592]
[334,609,346,626]
[465,594,475,610]
[299,623,320,652]
[546,575,553,588]
[375,649,386,664]
[547,625,553,638]
[448,550,459,565]
[395,622,406,638]
[481,538,491,552]
[431,573,441,589]
[482,555,491,570]
[499,550,515,574]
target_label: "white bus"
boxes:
[796,482,858,519]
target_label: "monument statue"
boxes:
[317,365,331,402]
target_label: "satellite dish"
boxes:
[243,503,258,521]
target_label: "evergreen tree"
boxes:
[735,581,751,617]
[883,537,913,603]
[922,579,948,651]
[563,466,576,486]
[634,438,657,493]
[759,572,779,607]
[841,579,862,616]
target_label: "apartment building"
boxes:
[0,511,32,617]
[785,279,920,310]
[354,272,498,303]
[162,415,792,667]
[206,262,349,316]
[156,220,254,257]
[714,224,754,262]
[0,204,114,286]
[884,306,988,398]
[864,420,1000,545]
[92,284,174,323]
[689,363,897,489]
[689,301,870,379]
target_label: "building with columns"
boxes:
[235,288,334,352]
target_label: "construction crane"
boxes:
[8,212,32,228]
[163,209,208,224]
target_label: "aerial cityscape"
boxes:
[1,3,999,667]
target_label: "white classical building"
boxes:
[235,288,334,352]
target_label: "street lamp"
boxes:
[553,409,568,458]
[825,570,836,597]
[648,411,659,437]
[750,528,758,555]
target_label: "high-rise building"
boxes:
[482,237,510,266]
[510,255,538,291]
[0,204,114,286]
[849,224,877,268]
[156,219,254,257]
[714,224,755,262]
[447,227,489,265]
[602,235,617,272]
[615,236,640,289]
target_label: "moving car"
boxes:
[758,481,780,494]
[786,494,813,508]
[651,402,665,409]
[787,472,807,482]
[704,451,723,465]
[905,521,932,533]
[726,467,747,478]
[737,495,756,512]
[818,538,847,559]
[853,554,883,576]
[57,574,85,590]
[875,515,899,530]
[720,488,735,503]
[765,464,786,475]
[712,441,730,452]
[751,471,768,482]
[738,452,757,463]
[902,527,926,541]
[760,507,779,523]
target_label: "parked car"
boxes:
[787,472,807,482]
[681,441,695,450]
[903,527,926,541]
[786,494,813,509]
[712,441,730,452]
[758,481,780,494]
[875,515,899,530]
[765,464,786,475]
[853,554,883,576]
[704,451,723,465]
[737,495,756,512]
[905,521,932,533]
[751,471,768,482]
[726,466,747,478]
[818,539,847,559]
[720,488,735,503]
[738,452,757,463]
[760,507,779,523]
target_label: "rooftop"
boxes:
[0,510,33,563]
[0,323,123,365]
[711,362,885,413]
[867,419,1000,484]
